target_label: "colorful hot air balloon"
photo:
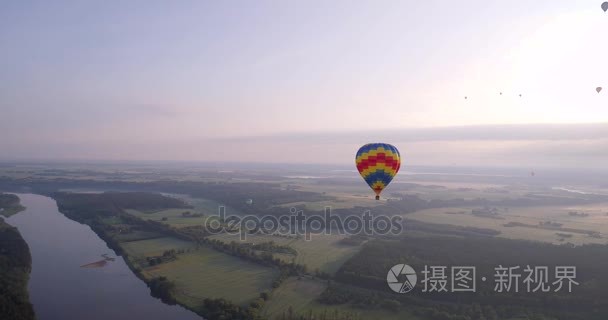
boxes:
[597,87,603,93]
[355,143,401,200]
[602,2,608,12]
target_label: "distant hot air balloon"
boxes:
[464,96,468,100]
[499,92,503,95]
[355,143,401,200]
[519,94,522,97]
[602,2,608,12]
[597,87,603,93]
[531,171,535,177]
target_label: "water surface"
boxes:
[6,193,201,320]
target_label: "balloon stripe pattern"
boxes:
[355,143,401,199]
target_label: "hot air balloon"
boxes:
[355,143,401,200]
[602,2,608,12]
[464,96,468,100]
[597,87,603,93]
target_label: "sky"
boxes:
[1,0,608,168]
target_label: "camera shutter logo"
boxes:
[387,264,417,293]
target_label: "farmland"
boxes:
[406,203,608,245]
[141,246,278,308]
[5,163,608,319]
[208,232,361,275]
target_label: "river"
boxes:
[5,194,202,320]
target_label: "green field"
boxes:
[208,232,361,274]
[125,208,208,228]
[121,237,196,267]
[262,277,327,318]
[142,246,278,307]
[124,195,242,228]
[120,235,278,308]
[406,203,608,245]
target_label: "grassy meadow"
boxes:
[208,232,361,275]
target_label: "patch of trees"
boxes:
[0,193,20,208]
[0,177,330,213]
[0,193,25,217]
[148,276,176,305]
[403,219,501,237]
[249,241,297,255]
[53,191,191,221]
[202,238,306,275]
[276,307,363,320]
[199,298,262,320]
[181,211,203,218]
[0,193,22,210]
[319,282,561,320]
[200,238,309,292]
[146,249,185,266]
[0,221,35,320]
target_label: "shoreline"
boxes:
[54,200,205,319]
[0,216,35,320]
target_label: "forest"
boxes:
[0,220,34,320]
[326,235,608,320]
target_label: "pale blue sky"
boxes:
[1,1,607,166]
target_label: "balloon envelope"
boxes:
[597,87,603,93]
[602,2,608,12]
[355,143,401,200]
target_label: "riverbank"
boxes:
[0,193,26,217]
[51,192,210,317]
[0,218,35,320]
[5,194,201,320]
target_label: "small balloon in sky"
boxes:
[499,92,503,95]
[602,2,608,12]
[597,87,603,93]
[464,96,468,99]
[519,94,522,97]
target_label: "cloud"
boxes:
[217,123,608,144]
